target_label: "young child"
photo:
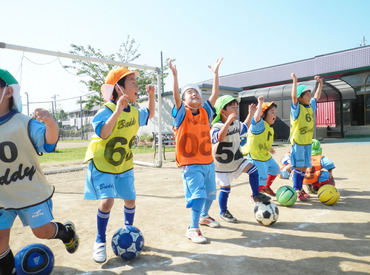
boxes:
[303,139,335,193]
[84,67,155,263]
[290,73,323,201]
[244,96,280,198]
[0,69,79,275]
[278,149,292,179]
[169,58,222,244]
[211,95,270,223]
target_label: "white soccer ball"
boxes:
[111,226,144,260]
[254,201,279,226]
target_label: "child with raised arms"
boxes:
[84,67,155,262]
[0,69,79,275]
[290,73,323,201]
[244,96,280,198]
[211,95,270,223]
[169,58,222,244]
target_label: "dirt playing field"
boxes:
[9,139,370,274]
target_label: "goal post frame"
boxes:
[0,41,164,167]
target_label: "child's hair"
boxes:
[112,76,127,101]
[0,78,6,87]
[222,99,238,110]
[262,103,277,120]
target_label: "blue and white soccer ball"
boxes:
[14,243,54,275]
[111,225,144,260]
[254,201,279,226]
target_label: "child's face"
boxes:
[298,91,311,105]
[221,101,239,121]
[118,74,139,103]
[265,106,277,125]
[183,89,202,108]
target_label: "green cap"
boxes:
[212,95,239,125]
[297,85,313,97]
[311,139,322,155]
[0,69,19,85]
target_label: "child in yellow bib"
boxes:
[244,96,280,198]
[84,67,155,263]
[290,73,323,201]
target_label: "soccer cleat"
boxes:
[185,227,207,244]
[297,191,308,201]
[199,215,220,228]
[93,242,107,263]
[220,210,238,223]
[261,186,276,197]
[252,193,271,203]
[63,222,79,254]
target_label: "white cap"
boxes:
[180,83,202,100]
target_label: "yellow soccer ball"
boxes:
[317,185,340,205]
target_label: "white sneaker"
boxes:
[199,215,220,228]
[93,242,107,263]
[185,228,207,244]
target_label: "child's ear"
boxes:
[5,86,14,98]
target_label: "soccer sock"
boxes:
[200,199,213,217]
[247,165,259,197]
[52,222,74,243]
[293,170,305,190]
[219,187,230,214]
[265,174,277,188]
[190,198,205,228]
[124,206,136,226]
[96,209,110,243]
[0,248,16,275]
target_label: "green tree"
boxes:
[66,35,171,110]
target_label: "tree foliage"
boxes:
[66,35,171,110]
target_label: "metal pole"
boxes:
[80,96,83,140]
[156,66,163,167]
[25,92,29,116]
[0,42,159,71]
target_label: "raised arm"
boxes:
[208,58,224,107]
[146,84,155,119]
[169,59,181,109]
[244,103,257,127]
[34,108,59,144]
[314,75,323,102]
[291,73,298,106]
[254,96,264,123]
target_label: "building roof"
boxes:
[200,45,370,90]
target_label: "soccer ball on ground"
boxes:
[14,243,54,275]
[318,185,340,205]
[254,201,279,226]
[276,185,297,206]
[111,225,144,260]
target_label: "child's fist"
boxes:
[146,84,155,96]
[291,73,297,81]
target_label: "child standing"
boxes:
[169,58,222,244]
[84,67,155,263]
[290,73,323,201]
[211,95,270,223]
[244,96,280,198]
[303,139,335,194]
[0,69,79,275]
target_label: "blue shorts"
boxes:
[290,144,312,168]
[84,161,136,201]
[181,163,217,208]
[0,199,54,230]
[247,156,280,186]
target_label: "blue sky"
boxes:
[1,0,369,110]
